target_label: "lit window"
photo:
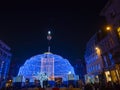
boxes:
[105,71,112,82]
[96,65,97,70]
[117,27,120,37]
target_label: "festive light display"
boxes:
[18,53,75,81]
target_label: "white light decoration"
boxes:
[48,31,51,35]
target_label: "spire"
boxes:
[47,30,52,52]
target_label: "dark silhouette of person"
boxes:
[43,73,48,88]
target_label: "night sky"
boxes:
[0,0,108,65]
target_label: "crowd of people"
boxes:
[80,81,120,90]
[1,80,120,90]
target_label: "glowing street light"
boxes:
[106,26,111,31]
[95,47,99,50]
[95,46,101,55]
[106,26,113,36]
[48,31,51,35]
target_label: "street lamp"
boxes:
[95,46,101,55]
[106,26,111,31]
[95,47,99,50]
[47,31,52,52]
[106,26,113,36]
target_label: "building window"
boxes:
[109,38,114,47]
[98,64,101,70]
[110,9,116,18]
[0,50,3,58]
[96,65,97,71]
[117,27,120,38]
[93,66,95,71]
[103,56,108,67]
[105,71,112,82]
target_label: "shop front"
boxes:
[84,73,100,84]
[104,64,120,83]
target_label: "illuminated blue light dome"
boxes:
[18,53,75,81]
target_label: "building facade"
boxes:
[100,0,120,83]
[73,59,86,82]
[0,40,12,88]
[84,0,120,84]
[84,34,104,84]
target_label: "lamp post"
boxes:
[105,26,113,37]
[47,31,52,52]
[106,26,113,36]
[95,46,101,56]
